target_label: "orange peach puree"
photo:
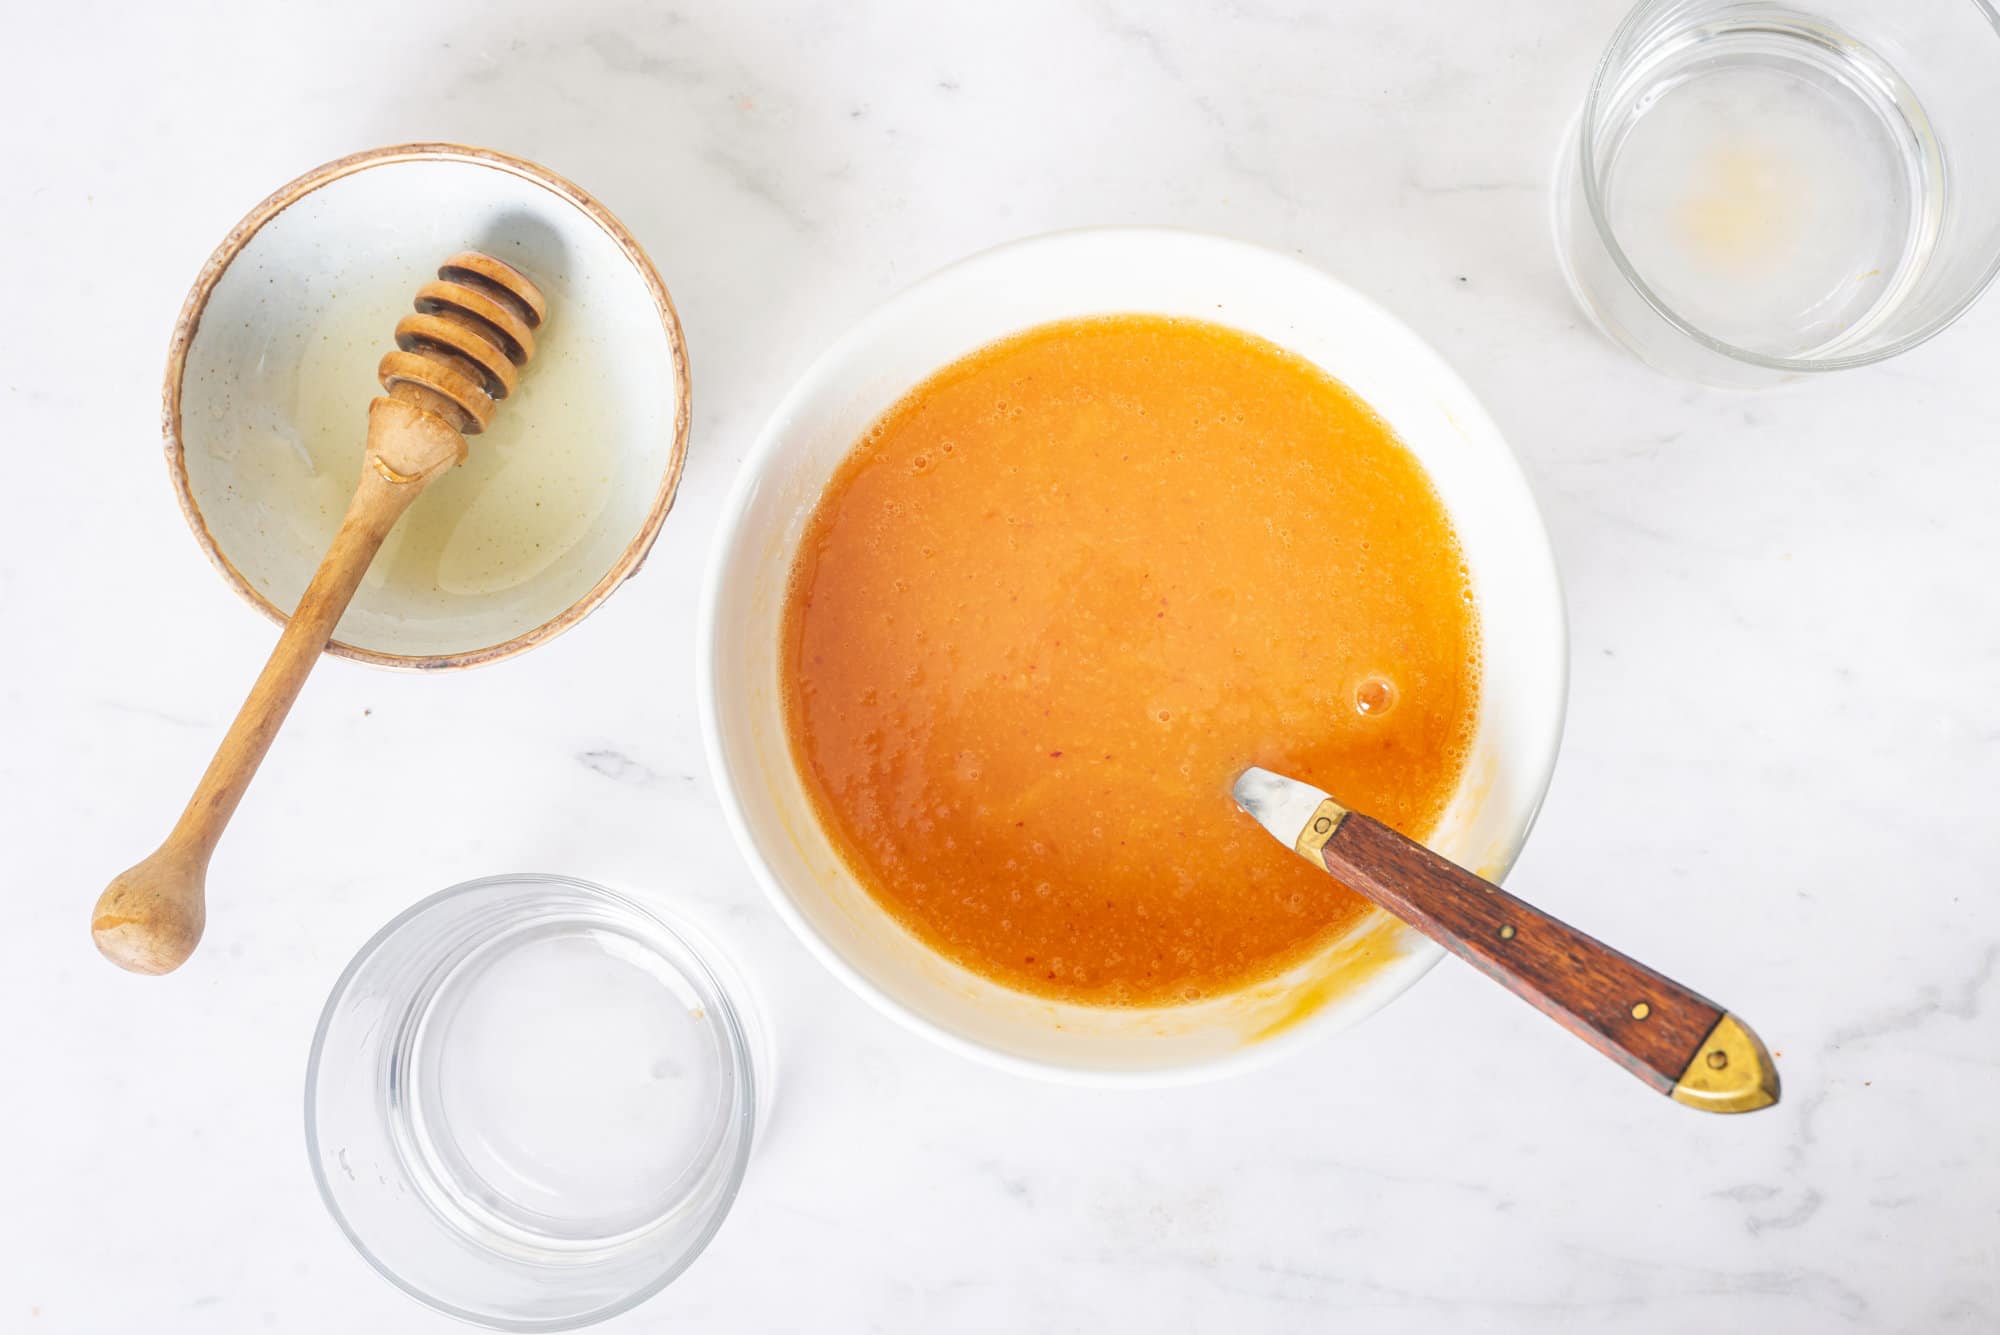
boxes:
[782,316,1478,1005]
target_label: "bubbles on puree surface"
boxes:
[1354,673,1399,717]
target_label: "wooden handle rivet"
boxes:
[1630,1001,1652,1020]
[1497,924,1516,940]
[1706,1049,1729,1070]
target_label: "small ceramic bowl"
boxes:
[167,143,690,669]
[700,227,1569,1084]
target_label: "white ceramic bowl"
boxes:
[168,144,690,669]
[701,228,1567,1083]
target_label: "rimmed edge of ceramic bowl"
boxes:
[163,141,692,671]
[697,225,1570,1087]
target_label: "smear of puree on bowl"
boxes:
[781,315,1479,1006]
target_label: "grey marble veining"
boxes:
[2,1,1996,1331]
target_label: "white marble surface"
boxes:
[4,1,1997,1330]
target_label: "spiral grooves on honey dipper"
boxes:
[378,251,548,434]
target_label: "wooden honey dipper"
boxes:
[92,252,548,974]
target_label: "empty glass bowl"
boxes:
[306,874,762,1330]
[1555,0,2000,384]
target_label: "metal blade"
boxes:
[1231,766,1333,850]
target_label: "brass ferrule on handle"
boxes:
[1292,796,1349,862]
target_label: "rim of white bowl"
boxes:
[698,225,1569,1086]
[164,142,692,672]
